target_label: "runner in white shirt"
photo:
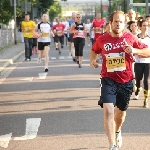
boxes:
[35,14,51,72]
[62,18,70,47]
[85,19,92,46]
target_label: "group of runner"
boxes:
[20,9,150,150]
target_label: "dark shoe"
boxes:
[73,57,77,62]
[143,102,149,108]
[61,45,63,48]
[59,50,61,54]
[56,47,58,50]
[79,64,82,68]
[45,68,48,72]
[25,58,27,61]
[77,60,79,64]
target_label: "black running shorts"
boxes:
[98,77,133,111]
[38,42,50,50]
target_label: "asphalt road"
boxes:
[0,40,150,150]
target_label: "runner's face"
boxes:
[25,15,30,21]
[128,10,136,20]
[42,15,48,22]
[76,15,81,21]
[111,13,125,35]
[130,23,138,32]
[140,21,148,33]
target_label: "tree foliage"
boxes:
[0,0,57,25]
[48,1,62,22]
[0,0,14,25]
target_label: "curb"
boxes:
[0,50,24,73]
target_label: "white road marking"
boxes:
[51,57,56,60]
[13,118,41,141]
[38,73,48,79]
[19,77,33,81]
[0,133,12,148]
[59,56,65,59]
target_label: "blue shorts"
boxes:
[98,77,133,111]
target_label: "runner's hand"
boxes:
[123,45,134,54]
[90,60,99,68]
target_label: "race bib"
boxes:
[106,52,126,72]
[57,31,63,36]
[95,28,102,33]
[42,32,49,37]
[77,30,83,37]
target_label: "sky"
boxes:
[57,0,109,6]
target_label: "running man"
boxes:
[52,17,65,54]
[35,14,52,72]
[91,13,105,43]
[90,11,150,150]
[21,14,36,61]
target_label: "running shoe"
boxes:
[61,45,63,48]
[73,57,77,62]
[45,68,48,72]
[59,50,61,54]
[143,102,149,108]
[109,145,118,150]
[133,95,139,100]
[77,60,79,64]
[79,64,82,68]
[116,130,122,148]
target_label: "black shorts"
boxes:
[32,38,37,47]
[38,42,50,50]
[98,77,133,111]
[86,33,90,37]
[54,35,64,44]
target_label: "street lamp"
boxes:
[108,0,112,16]
[14,0,17,45]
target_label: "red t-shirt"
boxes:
[53,23,65,36]
[92,32,148,84]
[91,19,105,40]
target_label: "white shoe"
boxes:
[88,43,90,46]
[37,58,41,64]
[133,95,139,100]
[116,130,122,148]
[109,145,118,150]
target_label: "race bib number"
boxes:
[77,30,83,37]
[106,52,126,72]
[42,32,49,37]
[57,31,63,36]
[95,28,102,33]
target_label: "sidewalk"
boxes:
[0,43,24,73]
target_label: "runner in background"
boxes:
[133,18,150,108]
[91,13,105,43]
[68,12,76,62]
[35,14,52,72]
[85,19,92,46]
[71,13,86,68]
[62,17,70,47]
[146,15,150,36]
[52,17,65,54]
[21,14,36,61]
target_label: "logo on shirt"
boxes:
[104,43,112,51]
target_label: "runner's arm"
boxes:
[90,50,99,68]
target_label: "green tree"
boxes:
[48,1,62,21]
[0,0,14,25]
